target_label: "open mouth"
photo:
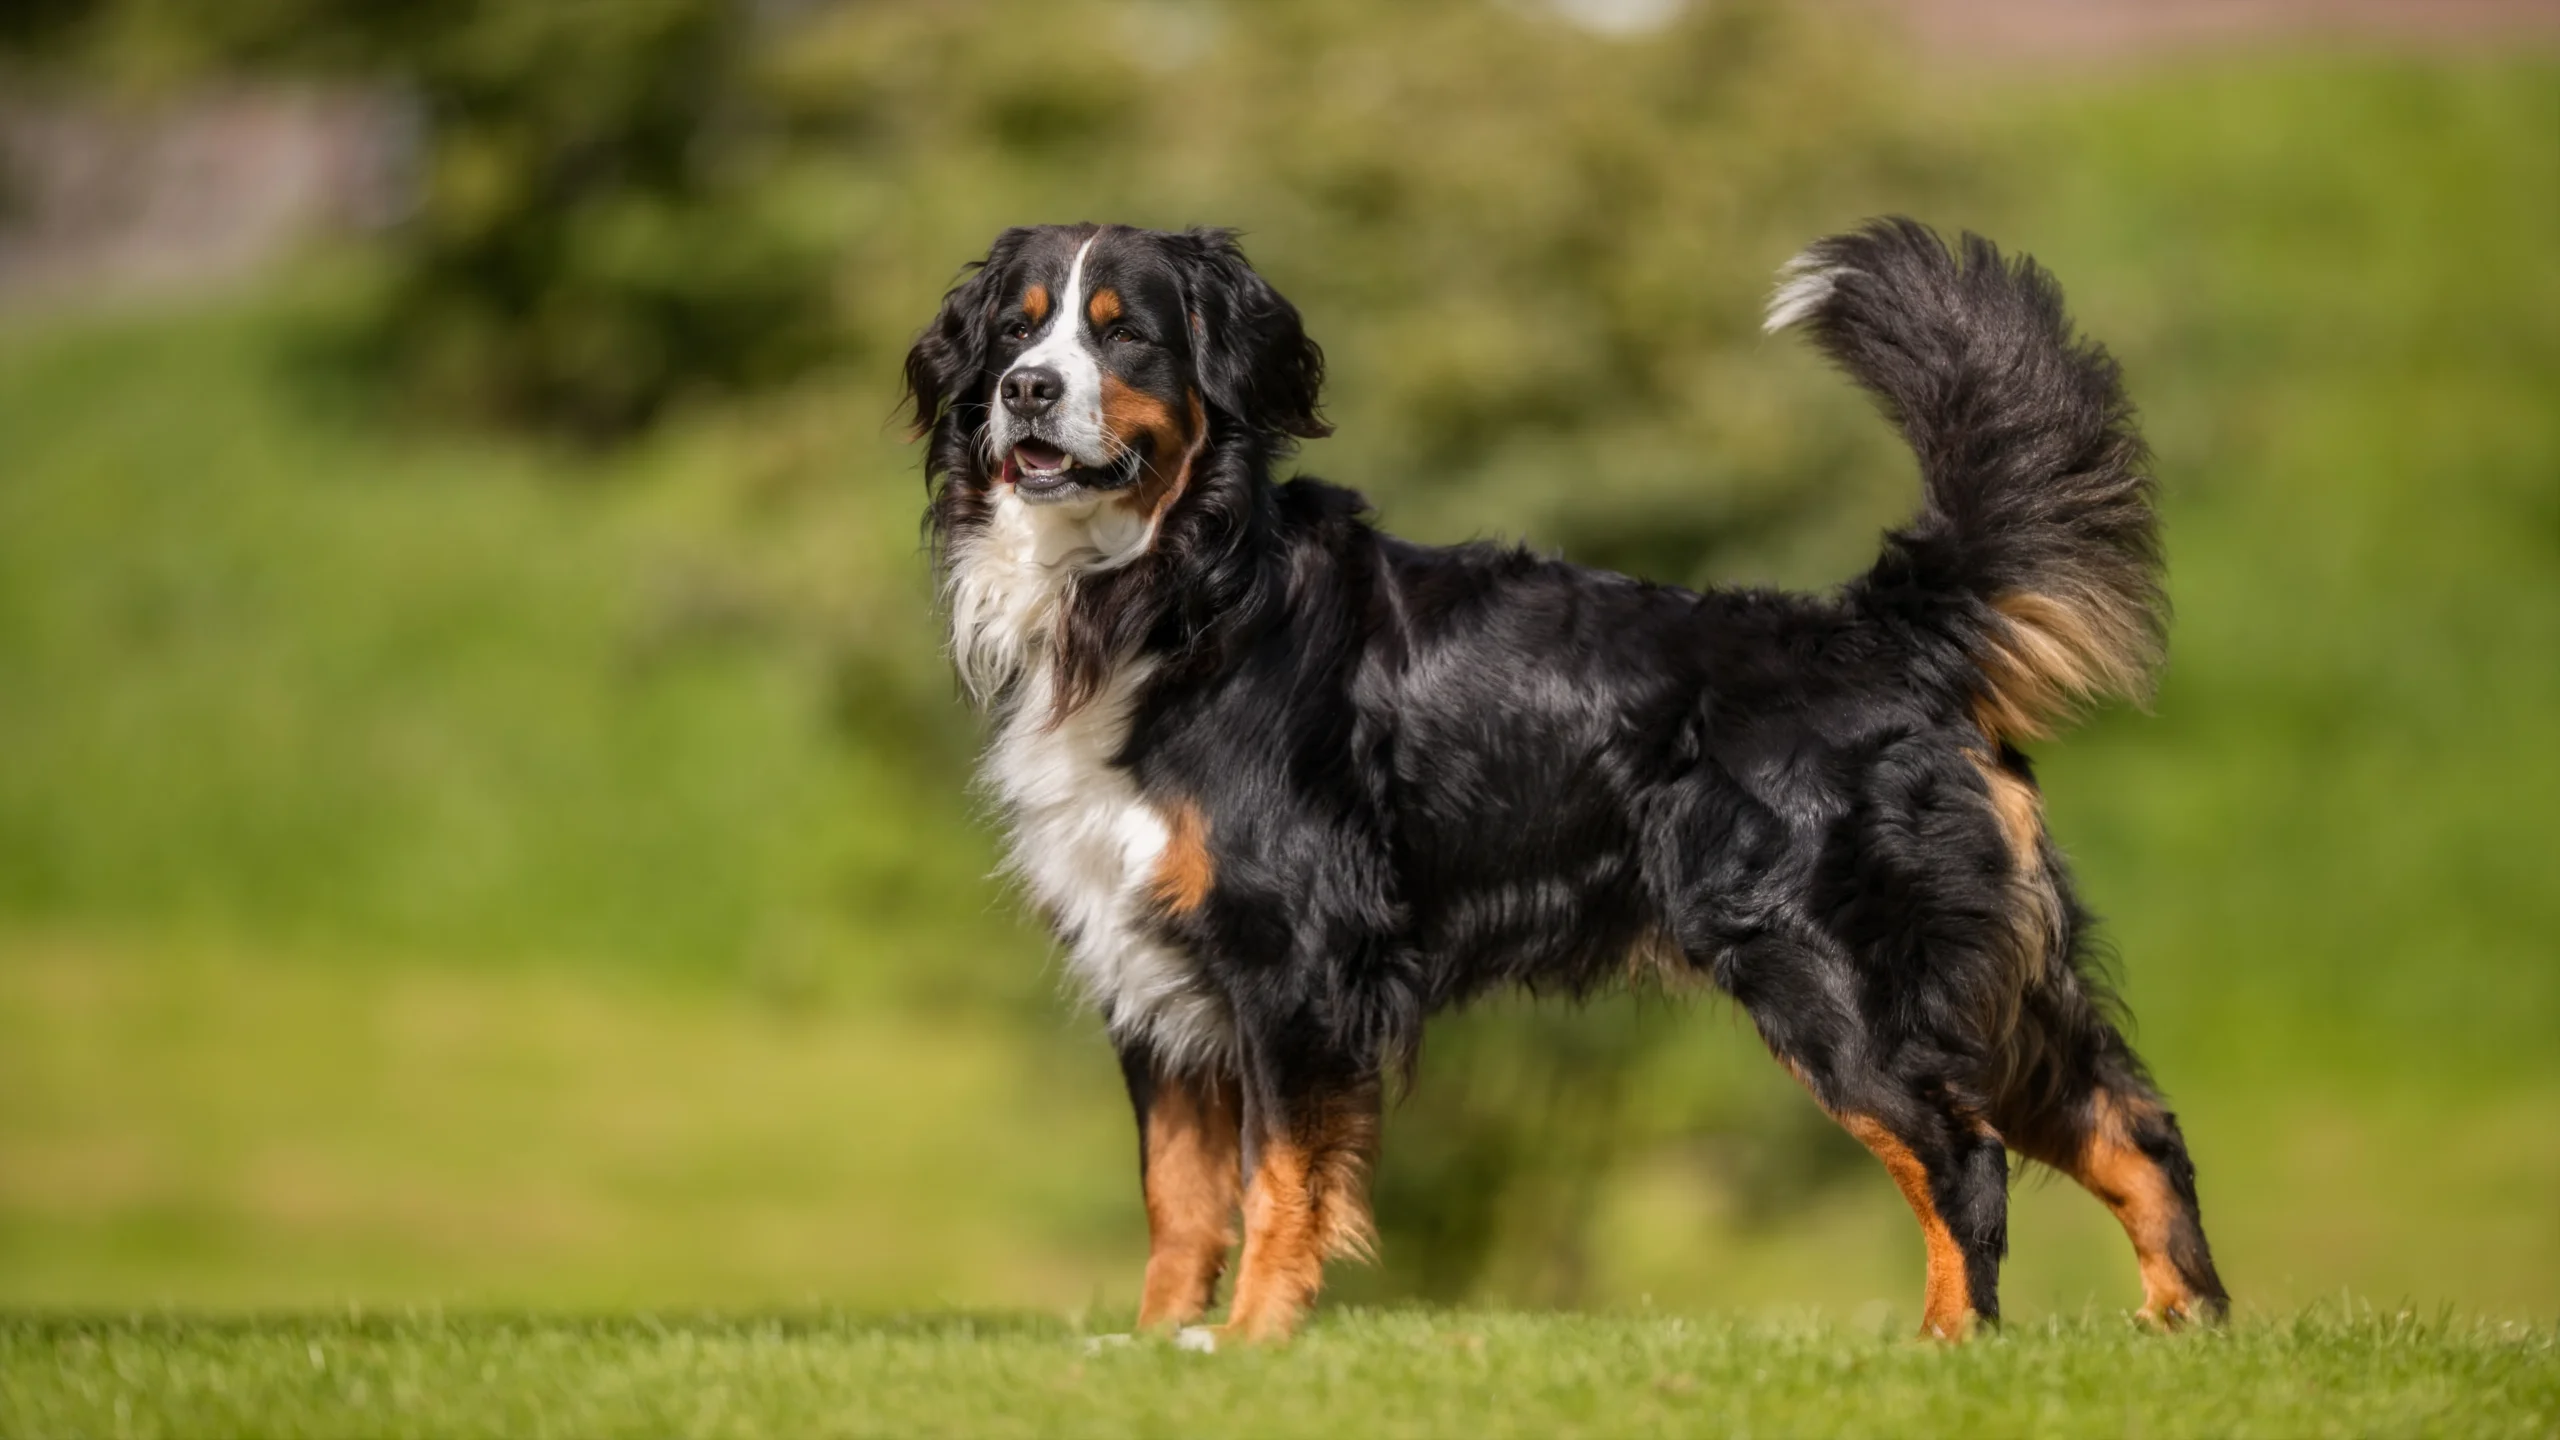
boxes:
[1003,439,1078,496]
[1000,438,1136,498]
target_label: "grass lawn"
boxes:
[5,1309,2554,1439]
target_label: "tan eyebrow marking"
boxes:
[1022,284,1049,323]
[1088,287,1123,326]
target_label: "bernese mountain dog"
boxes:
[900,218,2227,1345]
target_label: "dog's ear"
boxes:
[902,228,1035,439]
[1173,228,1331,443]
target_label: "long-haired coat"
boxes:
[900,218,2227,1343]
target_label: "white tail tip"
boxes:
[1763,251,1847,334]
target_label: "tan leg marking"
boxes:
[1840,1114,1975,1340]
[2066,1091,2203,1326]
[1137,1071,1242,1330]
[1974,755,2046,869]
[1965,752,2065,1057]
[1218,1086,1378,1343]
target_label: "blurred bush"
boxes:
[5,0,846,435]
[10,0,1948,534]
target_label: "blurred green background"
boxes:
[1,0,2553,1325]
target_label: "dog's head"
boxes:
[903,224,1329,508]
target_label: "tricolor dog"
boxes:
[900,219,2226,1343]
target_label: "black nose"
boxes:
[1000,365,1062,417]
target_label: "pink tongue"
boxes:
[1015,441,1069,471]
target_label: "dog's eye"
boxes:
[1108,326,1143,346]
[1005,320,1033,342]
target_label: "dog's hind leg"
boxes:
[1118,1048,1244,1330]
[1831,1104,2009,1339]
[1724,939,2011,1339]
[1997,1001,2229,1326]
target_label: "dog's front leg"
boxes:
[1217,1049,1381,1344]
[1118,1046,1244,1330]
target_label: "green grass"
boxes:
[5,1309,2553,1439]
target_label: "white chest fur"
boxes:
[948,491,1233,1070]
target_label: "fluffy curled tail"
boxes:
[1768,217,2166,742]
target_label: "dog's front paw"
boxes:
[1081,1328,1220,1354]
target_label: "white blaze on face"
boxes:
[998,233,1110,463]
